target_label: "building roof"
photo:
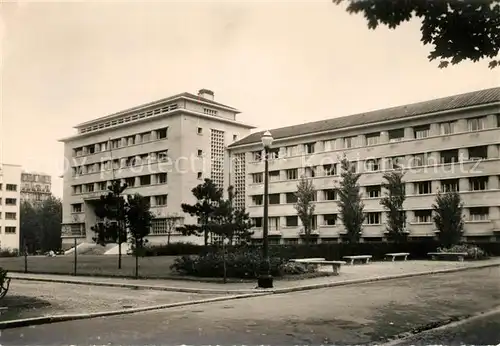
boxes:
[75,91,239,128]
[228,87,500,148]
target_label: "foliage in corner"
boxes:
[432,190,464,248]
[0,267,11,300]
[127,193,154,256]
[294,176,316,245]
[332,0,500,68]
[336,155,364,243]
[380,169,408,243]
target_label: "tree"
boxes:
[336,155,364,243]
[432,190,464,248]
[333,0,500,68]
[294,176,316,245]
[19,201,40,253]
[380,169,408,243]
[179,179,224,246]
[126,194,154,279]
[164,213,184,245]
[91,180,128,269]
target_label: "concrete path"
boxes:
[2,267,499,345]
[8,258,500,294]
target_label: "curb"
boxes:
[379,305,500,346]
[9,262,499,295]
[0,292,270,330]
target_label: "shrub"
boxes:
[170,248,288,278]
[139,242,204,256]
[437,244,488,260]
[0,267,10,299]
[280,261,315,275]
[0,248,19,257]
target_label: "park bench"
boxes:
[385,252,410,262]
[289,258,326,263]
[342,255,372,265]
[428,252,468,262]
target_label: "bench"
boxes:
[303,260,347,275]
[290,258,326,263]
[428,252,468,262]
[385,252,410,262]
[343,255,372,265]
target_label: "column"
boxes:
[459,178,469,192]
[429,151,440,166]
[404,127,415,140]
[456,119,467,132]
[279,147,286,158]
[151,130,157,140]
[335,138,344,150]
[405,182,414,195]
[151,174,157,185]
[121,138,127,147]
[380,131,389,144]
[486,114,497,128]
[488,175,499,190]
[487,145,499,159]
[431,180,441,194]
[490,206,500,220]
[429,123,440,137]
[120,158,127,168]
[459,148,469,162]
[135,176,141,186]
[357,135,366,147]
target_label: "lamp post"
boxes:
[257,130,274,289]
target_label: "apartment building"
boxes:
[228,87,500,244]
[0,163,22,250]
[59,89,255,248]
[20,171,52,205]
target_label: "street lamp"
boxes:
[257,130,274,289]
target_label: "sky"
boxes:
[1,1,498,199]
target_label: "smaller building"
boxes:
[20,171,52,205]
[0,163,22,251]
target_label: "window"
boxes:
[99,142,107,151]
[286,216,298,227]
[233,134,238,141]
[74,147,83,156]
[366,159,380,171]
[6,184,17,191]
[414,125,430,139]
[5,212,16,220]
[252,195,263,205]
[323,164,336,176]
[413,153,427,167]
[468,146,488,160]
[323,214,337,226]
[365,212,381,225]
[304,143,315,154]
[440,149,459,164]
[441,179,459,192]
[268,148,280,160]
[111,139,120,149]
[197,127,203,135]
[469,207,489,221]
[366,133,380,146]
[127,136,135,146]
[269,194,280,204]
[284,238,299,245]
[366,186,381,198]
[414,210,432,223]
[252,151,262,161]
[344,136,355,148]
[286,169,298,180]
[323,140,335,151]
[97,182,107,191]
[469,177,488,191]
[269,217,280,231]
[150,219,168,235]
[285,145,298,157]
[156,173,167,184]
[253,217,262,228]
[286,192,298,204]
[388,128,405,142]
[86,183,94,192]
[269,170,280,182]
[125,178,135,187]
[304,166,316,178]
[323,189,336,200]
[197,172,203,179]
[415,181,432,195]
[157,151,168,162]
[5,227,16,234]
[71,204,82,213]
[140,175,151,186]
[155,195,168,206]
[141,132,151,142]
[73,185,82,194]
[197,149,203,157]
[388,156,404,169]
[440,121,456,135]
[157,128,168,139]
[468,117,485,131]
[252,173,263,184]
[88,145,95,154]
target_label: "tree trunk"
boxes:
[167,232,171,245]
[135,240,139,279]
[222,240,227,284]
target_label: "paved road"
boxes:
[398,311,500,345]
[1,267,499,345]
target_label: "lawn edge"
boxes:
[0,292,269,330]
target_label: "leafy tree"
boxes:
[126,194,154,279]
[380,169,408,243]
[164,213,184,245]
[19,201,40,253]
[91,180,128,269]
[333,0,500,68]
[432,190,464,248]
[179,179,223,246]
[294,176,316,245]
[336,155,364,243]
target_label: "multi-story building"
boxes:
[0,163,22,251]
[228,87,500,244]
[59,89,255,249]
[20,171,52,205]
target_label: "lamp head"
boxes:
[261,130,274,149]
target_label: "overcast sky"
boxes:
[1,1,498,198]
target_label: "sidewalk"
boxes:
[9,258,500,294]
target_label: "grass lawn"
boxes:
[0,255,332,282]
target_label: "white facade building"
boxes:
[0,163,22,251]
[59,89,254,248]
[228,87,500,244]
